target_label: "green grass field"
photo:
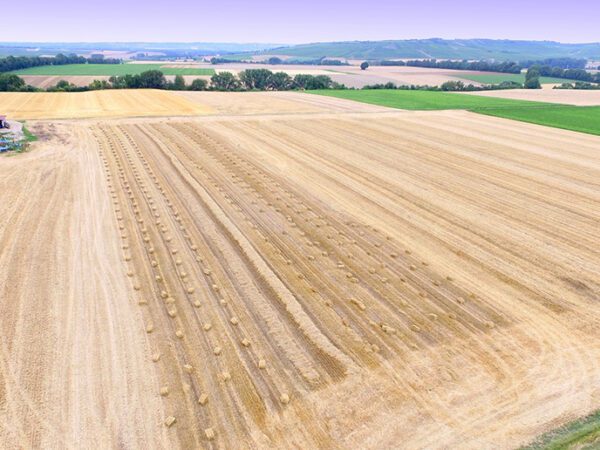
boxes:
[307,89,556,110]
[521,409,600,450]
[308,89,600,136]
[11,64,215,76]
[459,73,576,85]
[477,105,600,136]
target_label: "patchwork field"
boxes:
[326,65,487,87]
[458,72,576,85]
[1,92,600,449]
[121,62,491,88]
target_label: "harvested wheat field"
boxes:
[20,75,112,89]
[329,65,483,88]
[1,101,600,450]
[0,89,213,120]
[459,88,600,105]
[174,91,392,115]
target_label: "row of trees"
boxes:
[211,70,337,90]
[0,54,121,73]
[0,69,345,92]
[2,69,340,92]
[105,69,338,91]
[375,58,599,82]
[555,82,600,90]
[520,64,600,87]
[398,59,522,74]
[533,65,600,83]
[261,57,348,66]
[520,58,587,69]
[362,80,522,92]
[210,56,348,66]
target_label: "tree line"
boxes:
[374,57,599,83]
[0,69,340,92]
[376,59,522,74]
[0,54,122,73]
[3,66,598,94]
[520,58,587,69]
[533,65,600,83]
[211,56,348,66]
[555,82,600,90]
[362,80,523,92]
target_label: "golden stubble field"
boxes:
[0,91,599,449]
[0,89,213,120]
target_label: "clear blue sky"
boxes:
[4,0,600,43]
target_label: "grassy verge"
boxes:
[521,409,600,450]
[22,124,38,143]
[307,89,600,136]
[11,64,215,76]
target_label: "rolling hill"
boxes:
[250,39,600,61]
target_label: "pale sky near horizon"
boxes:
[3,0,600,43]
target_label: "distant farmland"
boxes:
[11,64,215,76]
[459,72,577,85]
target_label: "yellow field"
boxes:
[1,94,600,449]
[0,89,213,119]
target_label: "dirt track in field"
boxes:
[1,93,600,449]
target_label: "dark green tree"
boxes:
[210,72,240,91]
[189,78,208,91]
[360,61,369,70]
[108,75,126,89]
[440,81,466,91]
[123,74,142,89]
[89,79,110,90]
[0,73,25,91]
[293,74,333,90]
[239,69,273,90]
[524,66,541,89]
[138,70,166,89]
[172,75,186,90]
[269,72,293,90]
